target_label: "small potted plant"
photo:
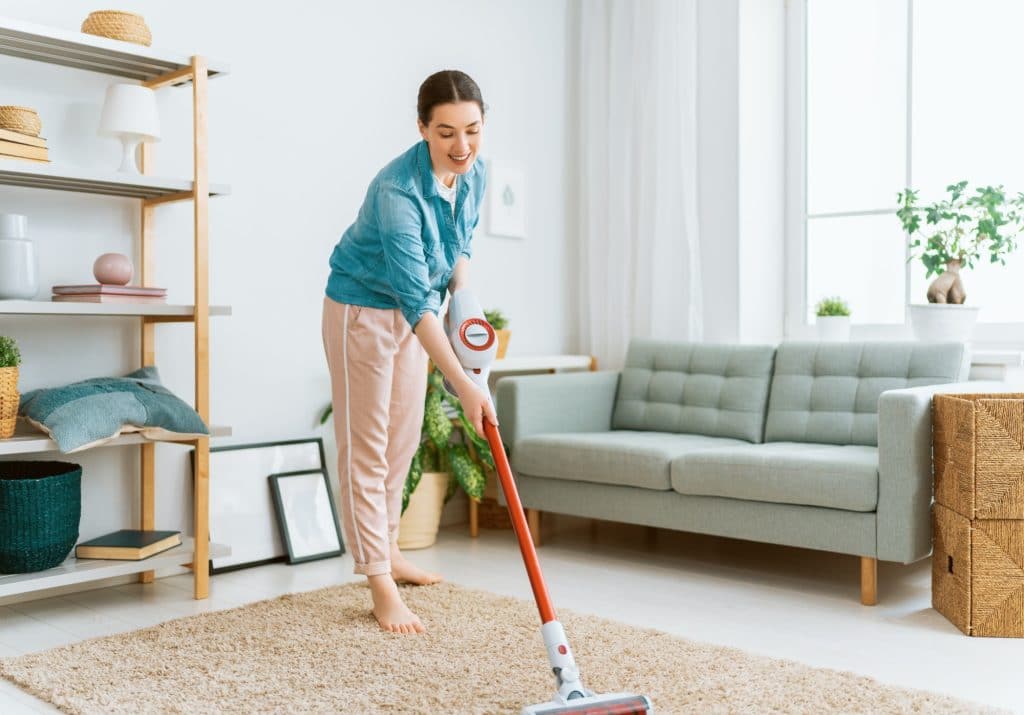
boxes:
[318,367,493,549]
[814,297,851,342]
[0,335,20,438]
[897,182,1024,341]
[484,308,510,359]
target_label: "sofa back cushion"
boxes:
[612,340,776,443]
[765,341,969,446]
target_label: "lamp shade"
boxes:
[98,84,160,141]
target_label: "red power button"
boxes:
[557,645,567,655]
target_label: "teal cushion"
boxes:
[512,431,749,491]
[18,366,208,453]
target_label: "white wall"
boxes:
[0,1,570,550]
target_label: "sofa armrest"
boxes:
[495,371,620,452]
[876,380,1008,563]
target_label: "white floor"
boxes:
[1,515,1022,714]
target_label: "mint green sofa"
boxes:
[495,340,972,604]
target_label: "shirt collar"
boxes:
[417,140,439,199]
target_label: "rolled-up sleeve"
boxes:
[377,183,439,329]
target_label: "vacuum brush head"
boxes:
[522,693,653,715]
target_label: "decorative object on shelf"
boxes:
[98,84,160,174]
[0,213,38,300]
[0,127,49,164]
[484,308,511,358]
[80,10,152,46]
[204,439,327,573]
[898,181,1024,341]
[269,469,344,564]
[0,460,82,573]
[932,392,1024,637]
[75,529,181,560]
[814,296,851,342]
[51,283,167,304]
[0,105,41,137]
[18,366,208,453]
[0,335,21,439]
[487,159,526,239]
[93,252,133,285]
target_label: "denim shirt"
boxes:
[325,140,486,329]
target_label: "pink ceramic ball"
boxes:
[93,253,133,285]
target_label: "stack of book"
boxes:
[52,284,167,303]
[76,529,182,561]
[0,127,49,164]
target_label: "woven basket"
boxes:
[0,461,82,573]
[933,392,1024,520]
[0,365,18,439]
[81,10,152,46]
[0,106,42,137]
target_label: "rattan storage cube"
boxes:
[933,393,1024,520]
[933,503,1024,637]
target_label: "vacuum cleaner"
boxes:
[446,289,654,715]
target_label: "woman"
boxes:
[322,70,497,635]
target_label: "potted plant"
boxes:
[318,366,492,549]
[0,335,20,439]
[814,297,851,342]
[897,182,1024,341]
[484,308,510,359]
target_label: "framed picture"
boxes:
[269,469,344,564]
[196,438,326,574]
[487,159,526,238]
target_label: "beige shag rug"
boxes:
[0,581,1002,714]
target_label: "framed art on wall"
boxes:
[195,438,326,573]
[487,159,527,239]
[269,469,344,564]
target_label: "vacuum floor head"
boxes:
[522,693,653,715]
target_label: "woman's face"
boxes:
[418,101,483,179]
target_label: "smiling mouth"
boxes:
[449,152,471,162]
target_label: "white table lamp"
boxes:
[99,84,161,174]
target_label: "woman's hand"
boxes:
[455,379,498,437]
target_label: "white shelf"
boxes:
[0,162,230,199]
[0,539,230,597]
[0,300,231,319]
[0,424,232,456]
[0,15,229,82]
[492,354,595,374]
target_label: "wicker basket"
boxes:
[0,365,18,439]
[932,503,1024,637]
[933,392,1024,520]
[0,461,82,573]
[81,10,152,46]
[0,106,42,137]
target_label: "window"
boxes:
[793,0,1024,332]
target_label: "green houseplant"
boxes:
[814,297,851,342]
[0,335,21,439]
[814,297,850,317]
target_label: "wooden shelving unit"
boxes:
[0,16,230,600]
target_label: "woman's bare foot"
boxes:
[390,543,443,585]
[367,574,424,634]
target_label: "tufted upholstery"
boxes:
[611,340,776,443]
[764,342,970,446]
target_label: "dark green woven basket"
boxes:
[0,461,82,573]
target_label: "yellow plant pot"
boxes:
[397,471,448,550]
[496,329,511,359]
[0,366,18,439]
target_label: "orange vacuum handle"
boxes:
[483,419,557,625]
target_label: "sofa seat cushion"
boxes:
[671,442,879,512]
[512,431,750,491]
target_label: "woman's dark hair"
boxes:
[417,70,486,125]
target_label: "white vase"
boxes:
[909,304,980,343]
[0,213,38,300]
[398,471,448,550]
[816,315,850,342]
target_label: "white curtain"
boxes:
[574,0,703,370]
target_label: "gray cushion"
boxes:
[671,442,879,512]
[611,340,776,442]
[512,431,749,491]
[764,342,969,446]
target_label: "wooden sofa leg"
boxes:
[526,508,541,547]
[860,556,878,606]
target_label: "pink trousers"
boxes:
[322,297,427,576]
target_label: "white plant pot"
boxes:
[816,315,851,342]
[398,471,448,550]
[909,304,980,343]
